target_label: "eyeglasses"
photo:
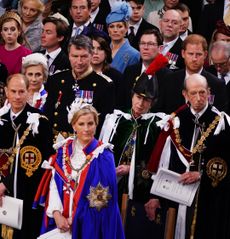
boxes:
[139,42,158,48]
[213,58,229,68]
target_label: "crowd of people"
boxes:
[0,0,230,238]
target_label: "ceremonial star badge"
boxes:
[87,182,112,211]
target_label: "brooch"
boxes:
[206,157,227,187]
[20,146,42,177]
[87,182,112,211]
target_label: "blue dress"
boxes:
[111,39,140,74]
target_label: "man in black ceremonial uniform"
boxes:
[0,74,54,239]
[44,35,115,139]
[150,74,230,239]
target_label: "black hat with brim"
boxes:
[133,72,158,100]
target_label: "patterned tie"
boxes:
[191,113,200,151]
[128,26,135,44]
[75,27,82,36]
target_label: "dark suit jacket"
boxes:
[180,0,203,32]
[40,49,70,75]
[68,22,109,43]
[196,0,224,44]
[166,37,185,71]
[128,18,159,50]
[157,68,228,114]
[92,0,110,32]
[123,61,171,111]
[206,65,230,114]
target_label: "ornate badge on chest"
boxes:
[87,182,112,211]
[20,146,42,177]
[206,157,227,187]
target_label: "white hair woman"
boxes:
[22,53,48,111]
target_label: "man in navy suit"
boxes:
[127,0,159,50]
[69,0,107,40]
[157,34,228,114]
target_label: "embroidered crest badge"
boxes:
[86,182,112,211]
[20,146,42,177]
[206,157,227,187]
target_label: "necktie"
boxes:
[224,3,230,25]
[191,113,200,151]
[220,73,226,84]
[128,26,135,44]
[75,27,82,36]
[46,54,51,68]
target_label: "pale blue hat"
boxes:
[106,2,132,25]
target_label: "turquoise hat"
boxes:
[106,2,132,25]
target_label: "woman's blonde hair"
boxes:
[71,105,99,126]
[20,0,45,13]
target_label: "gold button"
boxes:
[93,83,96,87]
[53,123,57,128]
[54,112,58,116]
[61,80,65,84]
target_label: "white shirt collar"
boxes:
[163,37,179,54]
[72,20,91,37]
[90,7,99,23]
[185,67,203,80]
[10,108,23,120]
[45,47,61,62]
[129,18,142,35]
[180,30,188,41]
[190,102,209,118]
[217,71,230,85]
[141,62,147,73]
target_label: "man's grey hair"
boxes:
[68,35,93,54]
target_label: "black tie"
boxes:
[220,73,226,84]
[46,54,51,68]
[128,26,135,44]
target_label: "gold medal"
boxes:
[20,146,42,177]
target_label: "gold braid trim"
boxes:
[1,114,45,174]
[1,125,31,174]
[192,115,220,154]
[1,224,14,239]
[173,115,220,158]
